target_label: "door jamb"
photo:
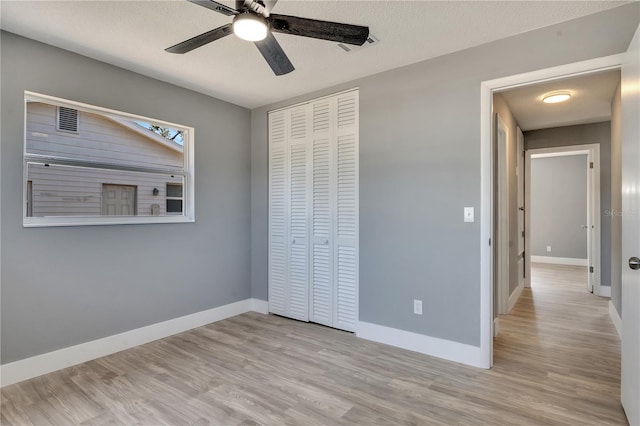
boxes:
[480,53,624,369]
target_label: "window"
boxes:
[56,106,79,133]
[166,183,183,214]
[24,92,195,227]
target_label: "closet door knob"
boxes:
[292,239,296,244]
[324,239,329,245]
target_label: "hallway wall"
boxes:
[530,155,588,259]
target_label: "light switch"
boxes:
[464,207,474,223]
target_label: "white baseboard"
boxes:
[530,256,588,266]
[1,298,266,387]
[508,283,524,313]
[251,298,269,314]
[609,301,622,338]
[599,286,611,297]
[493,318,500,337]
[356,321,483,368]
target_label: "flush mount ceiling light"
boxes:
[542,91,572,104]
[233,13,268,41]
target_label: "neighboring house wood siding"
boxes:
[26,102,183,217]
[28,164,181,217]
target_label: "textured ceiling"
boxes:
[0,1,631,108]
[500,70,621,131]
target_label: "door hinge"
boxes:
[590,162,594,169]
[489,238,492,246]
[521,230,525,238]
[589,266,594,273]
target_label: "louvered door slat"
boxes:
[312,244,331,322]
[268,111,287,316]
[337,135,358,241]
[336,246,357,330]
[336,95,356,129]
[291,108,307,140]
[313,100,331,134]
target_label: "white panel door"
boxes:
[287,106,310,321]
[102,184,136,216]
[268,110,288,316]
[333,92,359,332]
[621,24,640,426]
[310,99,334,327]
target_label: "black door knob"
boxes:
[629,257,640,270]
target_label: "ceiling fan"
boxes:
[166,0,370,76]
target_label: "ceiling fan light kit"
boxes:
[233,13,268,41]
[166,0,370,76]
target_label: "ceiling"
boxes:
[0,1,631,109]
[500,70,621,131]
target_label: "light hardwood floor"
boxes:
[1,264,626,425]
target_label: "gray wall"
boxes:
[525,121,612,286]
[251,5,639,347]
[530,155,588,258]
[611,81,622,316]
[493,94,521,297]
[1,32,252,364]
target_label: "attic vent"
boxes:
[57,107,79,133]
[337,34,379,53]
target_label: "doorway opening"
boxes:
[527,145,601,295]
[479,53,624,368]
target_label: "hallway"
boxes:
[494,263,626,424]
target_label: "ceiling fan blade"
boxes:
[254,32,294,76]
[187,0,238,16]
[166,23,233,54]
[269,14,369,46]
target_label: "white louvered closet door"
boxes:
[287,106,310,321]
[269,89,358,332]
[269,106,310,321]
[333,92,359,332]
[309,90,359,331]
[268,110,287,317]
[310,99,334,327]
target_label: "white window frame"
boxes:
[23,91,195,227]
[165,183,184,215]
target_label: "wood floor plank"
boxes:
[1,264,627,425]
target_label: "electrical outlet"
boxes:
[547,245,552,253]
[413,299,423,315]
